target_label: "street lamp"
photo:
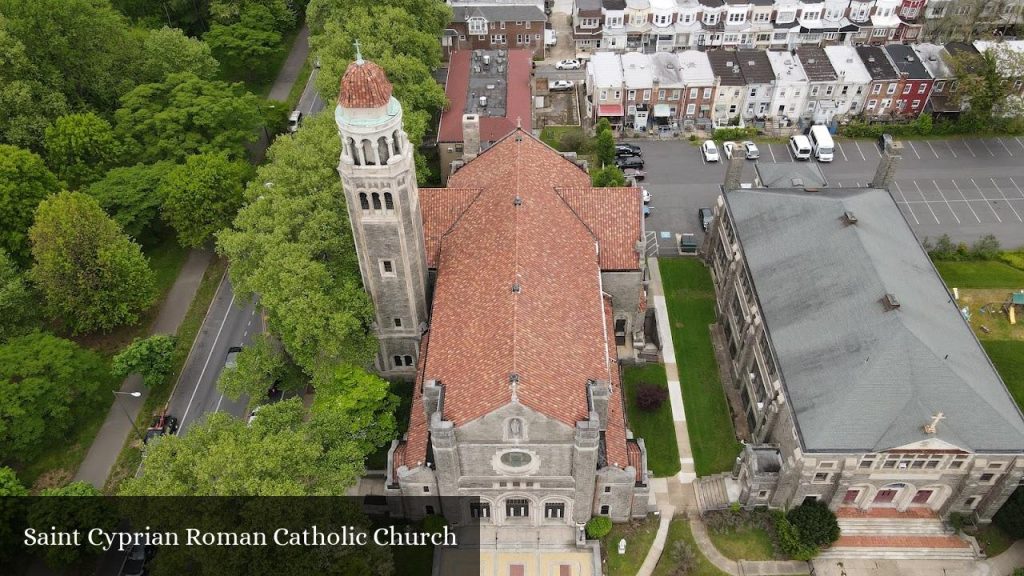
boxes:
[113,390,146,443]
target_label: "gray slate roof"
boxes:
[796,46,837,82]
[736,49,775,84]
[725,187,1024,453]
[856,45,898,80]
[707,50,747,86]
[885,44,932,80]
[453,5,546,22]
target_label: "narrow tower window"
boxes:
[348,137,360,165]
[359,193,369,211]
[378,137,390,164]
[362,139,376,165]
[392,130,401,154]
[372,193,382,210]
[384,192,394,211]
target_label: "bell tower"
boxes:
[336,44,428,376]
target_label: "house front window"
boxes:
[468,17,487,35]
[703,13,719,25]
[802,11,821,20]
[728,11,745,23]
[581,17,600,28]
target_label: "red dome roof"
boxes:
[337,59,393,109]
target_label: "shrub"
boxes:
[559,131,586,153]
[585,516,612,539]
[666,540,697,575]
[1000,251,1024,271]
[1012,568,1024,576]
[635,383,669,412]
[774,513,818,561]
[786,501,840,550]
[713,126,758,141]
[971,234,1001,260]
[993,486,1024,538]
[949,511,970,533]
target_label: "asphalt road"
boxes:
[633,135,1024,255]
[166,273,264,436]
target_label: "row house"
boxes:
[448,3,548,59]
[884,43,935,118]
[895,0,927,42]
[857,45,901,117]
[708,49,751,123]
[575,0,606,50]
[766,50,810,123]
[822,45,872,117]
[587,50,718,129]
[797,46,841,123]
[737,49,776,119]
[923,0,1024,42]
[913,42,963,119]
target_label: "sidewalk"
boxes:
[988,539,1024,576]
[74,249,213,488]
[268,24,309,102]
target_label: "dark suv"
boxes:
[615,143,642,157]
[615,156,644,169]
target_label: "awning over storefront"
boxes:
[653,104,672,117]
[598,104,624,117]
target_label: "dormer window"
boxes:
[468,17,487,35]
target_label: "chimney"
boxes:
[870,143,902,189]
[724,151,744,191]
[462,114,480,161]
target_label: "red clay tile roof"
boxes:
[338,59,393,109]
[438,50,533,144]
[396,335,431,478]
[419,188,481,268]
[558,187,643,270]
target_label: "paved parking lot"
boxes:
[631,135,1024,255]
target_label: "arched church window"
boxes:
[392,130,401,154]
[378,137,390,164]
[362,139,376,165]
[384,193,394,211]
[347,138,360,165]
[371,193,382,210]
[359,193,369,211]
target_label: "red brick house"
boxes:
[884,44,934,118]
[447,4,548,60]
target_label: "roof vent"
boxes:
[883,293,901,311]
[807,58,816,64]
[906,56,915,62]
[726,60,734,67]
[509,372,519,384]
[733,66,740,74]
[842,210,858,225]
[791,177,804,188]
[511,282,521,293]
[868,56,875,62]
[513,195,522,205]
[748,60,755,66]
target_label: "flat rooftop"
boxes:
[439,49,532,144]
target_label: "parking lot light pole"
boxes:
[113,390,146,443]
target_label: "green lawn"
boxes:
[658,258,742,476]
[982,340,1024,412]
[653,519,730,576]
[622,364,680,476]
[539,125,587,151]
[365,380,414,471]
[972,523,1016,557]
[934,261,1024,289]
[602,520,659,576]
[706,525,776,561]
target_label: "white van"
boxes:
[808,125,834,162]
[789,134,812,160]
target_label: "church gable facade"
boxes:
[334,57,651,533]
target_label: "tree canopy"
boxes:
[29,482,114,569]
[309,364,398,457]
[591,165,626,187]
[29,192,156,333]
[0,144,59,262]
[217,333,285,410]
[204,4,283,83]
[115,72,262,163]
[44,112,122,190]
[0,331,109,462]
[112,334,177,387]
[133,26,220,84]
[160,152,253,248]
[0,249,35,342]
[217,114,376,375]
[85,162,176,241]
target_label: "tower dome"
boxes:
[338,58,393,109]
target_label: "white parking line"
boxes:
[699,149,706,165]
[836,181,842,187]
[971,178,1002,223]
[933,180,960,224]
[978,138,996,157]
[991,178,1024,222]
[853,140,867,161]
[906,140,921,159]
[997,138,1014,157]
[913,180,940,224]
[945,140,958,159]
[926,141,940,159]
[180,294,237,427]
[961,139,977,158]
[1016,137,1024,151]
[951,179,982,223]
[837,141,848,161]
[1010,177,1024,200]
[893,181,919,224]
[768,142,777,163]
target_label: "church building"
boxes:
[334,54,652,536]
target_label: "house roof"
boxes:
[577,0,602,11]
[945,41,981,59]
[622,51,654,88]
[402,130,637,470]
[796,46,837,82]
[766,50,808,84]
[437,50,532,144]
[677,50,716,86]
[452,4,546,22]
[913,43,953,80]
[856,45,898,81]
[725,187,1024,453]
[736,49,775,84]
[707,50,747,86]
[885,44,932,80]
[337,59,392,109]
[650,52,685,87]
[823,45,871,84]
[603,0,627,8]
[590,51,624,88]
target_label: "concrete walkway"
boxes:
[988,539,1024,575]
[268,24,310,102]
[74,249,213,488]
[637,506,676,576]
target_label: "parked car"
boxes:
[555,59,581,70]
[641,188,651,204]
[121,544,147,576]
[549,80,575,92]
[699,208,713,232]
[225,345,242,369]
[615,156,644,169]
[878,132,894,152]
[622,167,646,181]
[643,205,651,218]
[742,141,760,159]
[144,411,179,444]
[287,110,302,133]
[701,140,720,162]
[722,141,738,159]
[616,143,642,156]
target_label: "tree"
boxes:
[112,334,177,387]
[591,165,626,187]
[0,331,109,462]
[0,249,36,342]
[28,482,115,569]
[0,145,59,263]
[111,0,212,37]
[595,126,616,167]
[160,152,253,248]
[971,234,1001,260]
[994,486,1024,538]
[0,80,70,153]
[133,26,220,85]
[44,112,122,189]
[217,114,376,374]
[786,500,840,549]
[218,334,285,410]
[309,364,398,456]
[114,72,262,163]
[0,466,27,496]
[29,192,156,334]
[210,0,296,31]
[85,162,176,240]
[585,516,612,538]
[204,4,283,83]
